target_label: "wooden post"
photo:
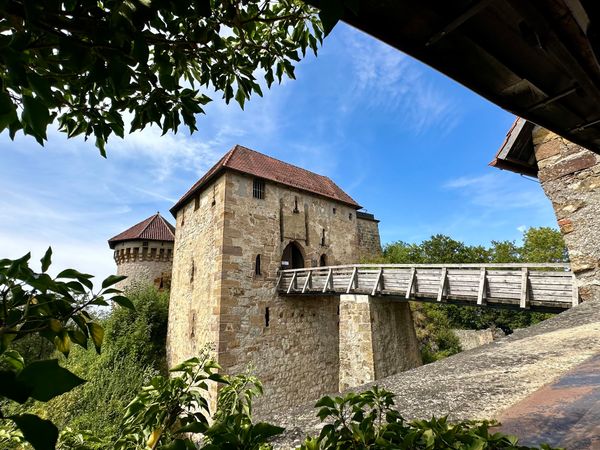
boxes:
[346,266,358,294]
[323,268,333,293]
[437,268,448,302]
[302,270,313,293]
[371,267,383,296]
[276,272,283,289]
[520,267,530,309]
[287,272,297,294]
[405,267,416,299]
[477,268,487,305]
[572,274,580,307]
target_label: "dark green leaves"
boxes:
[0,0,324,154]
[17,359,85,402]
[40,247,52,273]
[9,414,58,450]
[87,322,104,353]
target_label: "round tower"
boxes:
[108,212,175,290]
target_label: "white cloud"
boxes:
[517,225,527,233]
[339,28,461,134]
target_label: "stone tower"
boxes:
[167,145,420,414]
[108,212,175,290]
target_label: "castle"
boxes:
[109,145,421,412]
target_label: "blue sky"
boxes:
[0,23,557,284]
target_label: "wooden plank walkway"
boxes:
[277,264,579,312]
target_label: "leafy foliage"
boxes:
[377,228,568,361]
[0,249,130,450]
[301,387,561,450]
[0,0,324,155]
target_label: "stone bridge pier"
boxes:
[339,295,421,390]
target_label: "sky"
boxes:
[0,23,558,285]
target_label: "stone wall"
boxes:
[168,170,420,414]
[453,328,504,351]
[533,127,600,302]
[339,295,421,391]
[166,174,227,408]
[356,212,382,261]
[112,240,173,290]
[218,171,362,414]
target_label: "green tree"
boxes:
[521,227,568,263]
[0,0,324,155]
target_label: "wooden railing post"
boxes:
[405,267,416,299]
[302,270,313,293]
[346,266,358,293]
[477,267,487,306]
[323,268,333,293]
[520,267,530,309]
[371,267,383,296]
[437,267,448,302]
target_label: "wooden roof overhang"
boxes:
[309,0,600,153]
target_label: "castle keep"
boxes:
[162,145,420,412]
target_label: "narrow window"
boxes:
[320,254,327,266]
[349,212,353,220]
[255,254,262,276]
[194,195,200,211]
[253,178,265,199]
[159,248,164,259]
[321,229,326,246]
[142,241,149,248]
[333,207,336,214]
[265,307,270,327]
[181,210,185,226]
[212,185,216,206]
[293,196,299,213]
[190,260,195,283]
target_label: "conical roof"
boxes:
[108,213,175,249]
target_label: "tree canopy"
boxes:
[0,0,325,155]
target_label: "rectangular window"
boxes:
[194,195,200,210]
[253,178,265,199]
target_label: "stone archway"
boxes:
[281,241,305,269]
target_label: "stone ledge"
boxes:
[262,300,600,449]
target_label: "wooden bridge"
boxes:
[277,264,579,313]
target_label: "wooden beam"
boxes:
[276,272,283,289]
[426,0,497,47]
[371,267,383,296]
[520,267,530,308]
[477,267,487,305]
[437,268,448,302]
[346,266,358,294]
[287,272,297,294]
[405,267,416,299]
[572,274,580,307]
[323,268,333,293]
[302,270,312,294]
[527,86,578,112]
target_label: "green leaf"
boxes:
[22,95,51,142]
[87,322,104,353]
[40,247,52,272]
[0,370,31,403]
[54,329,71,356]
[111,295,135,310]
[18,359,85,402]
[56,268,94,290]
[2,349,25,371]
[101,274,127,289]
[10,414,58,450]
[175,421,208,434]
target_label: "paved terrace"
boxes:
[262,298,600,449]
[278,263,579,312]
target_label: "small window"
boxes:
[194,195,200,211]
[181,210,185,226]
[255,255,262,276]
[190,260,195,283]
[333,207,336,214]
[349,213,353,220]
[253,178,265,199]
[320,254,327,266]
[293,196,299,213]
[265,307,270,327]
[321,229,326,246]
[142,241,149,247]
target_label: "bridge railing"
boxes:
[276,263,578,312]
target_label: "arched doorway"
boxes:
[281,242,305,269]
[319,254,327,267]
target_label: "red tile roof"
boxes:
[170,145,361,215]
[108,213,175,248]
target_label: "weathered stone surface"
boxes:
[264,300,600,449]
[538,153,598,182]
[356,217,382,261]
[339,295,420,391]
[167,169,414,415]
[112,241,173,290]
[557,218,574,234]
[453,328,504,351]
[534,138,561,161]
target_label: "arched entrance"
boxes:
[319,254,327,267]
[281,242,305,269]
